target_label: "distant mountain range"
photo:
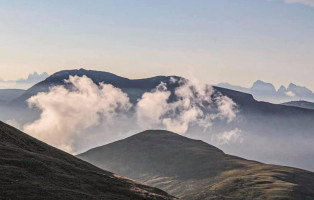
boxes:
[1,69,314,171]
[217,80,314,103]
[0,121,174,200]
[0,72,49,89]
[78,130,314,200]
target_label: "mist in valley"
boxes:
[1,74,313,171]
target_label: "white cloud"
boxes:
[212,128,243,145]
[23,76,239,153]
[136,78,238,134]
[136,82,171,129]
[214,95,237,122]
[285,91,296,97]
[23,75,131,153]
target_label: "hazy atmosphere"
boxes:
[1,1,314,200]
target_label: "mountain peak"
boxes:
[78,129,314,199]
[251,80,276,96]
[252,80,275,88]
[278,85,287,93]
[129,129,186,139]
[288,83,297,88]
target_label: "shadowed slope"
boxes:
[78,130,314,200]
[0,122,175,200]
[281,100,314,110]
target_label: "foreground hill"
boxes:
[78,130,314,200]
[281,100,314,110]
[0,122,175,200]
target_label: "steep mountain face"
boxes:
[78,130,314,200]
[281,100,314,110]
[287,83,314,100]
[0,121,175,200]
[250,80,277,98]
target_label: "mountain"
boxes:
[251,80,277,97]
[78,130,314,200]
[286,83,314,100]
[217,80,314,103]
[215,82,249,93]
[281,100,314,110]
[0,89,25,104]
[16,72,49,84]
[3,69,314,171]
[10,68,181,107]
[0,121,175,200]
[0,72,49,90]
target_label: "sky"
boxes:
[0,0,314,90]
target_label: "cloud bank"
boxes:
[24,75,131,153]
[136,79,237,134]
[24,76,239,153]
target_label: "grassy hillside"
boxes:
[78,130,314,200]
[0,122,175,200]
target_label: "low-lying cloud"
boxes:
[24,76,239,153]
[136,78,237,134]
[285,91,296,97]
[211,128,243,145]
[24,75,131,153]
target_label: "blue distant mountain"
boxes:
[16,72,49,84]
[0,72,49,89]
[217,80,314,103]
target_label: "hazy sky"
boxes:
[1,0,313,90]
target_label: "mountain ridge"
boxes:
[217,80,314,103]
[281,100,314,110]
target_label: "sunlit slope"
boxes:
[0,122,175,200]
[78,130,314,200]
